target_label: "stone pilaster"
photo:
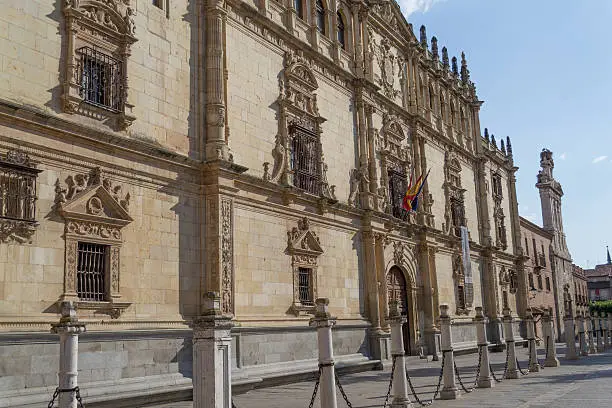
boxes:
[564,313,578,360]
[418,239,438,357]
[525,309,540,372]
[51,301,86,408]
[193,293,234,408]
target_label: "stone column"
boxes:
[439,304,459,400]
[310,298,338,408]
[502,307,520,379]
[525,309,540,372]
[607,313,612,349]
[542,310,559,367]
[193,293,234,408]
[473,307,493,388]
[389,301,411,407]
[577,312,588,356]
[596,312,604,351]
[587,314,597,354]
[563,312,578,360]
[51,301,86,408]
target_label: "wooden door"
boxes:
[387,266,411,354]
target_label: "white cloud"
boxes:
[559,153,566,160]
[592,155,608,164]
[399,0,447,16]
[523,213,538,223]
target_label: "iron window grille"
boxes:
[0,166,38,223]
[77,47,123,112]
[77,242,108,301]
[316,0,325,34]
[337,12,345,49]
[290,125,321,196]
[388,169,408,220]
[298,267,313,305]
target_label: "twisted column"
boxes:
[51,301,86,408]
[473,307,493,388]
[388,301,411,407]
[310,298,338,408]
[439,304,459,399]
[502,307,519,379]
[542,310,559,367]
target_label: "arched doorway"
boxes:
[387,266,412,355]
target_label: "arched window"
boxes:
[294,0,304,19]
[439,94,446,121]
[316,0,326,35]
[460,109,467,133]
[337,11,346,49]
[428,85,435,111]
[450,101,456,126]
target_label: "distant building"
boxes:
[571,264,589,316]
[520,216,556,338]
[585,248,612,301]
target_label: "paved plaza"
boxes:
[149,346,612,408]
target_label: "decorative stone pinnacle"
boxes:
[500,139,506,155]
[506,136,513,155]
[439,303,449,318]
[484,128,490,142]
[451,56,458,76]
[442,47,449,67]
[420,25,428,48]
[431,36,439,60]
[460,52,470,83]
[491,134,497,148]
[314,298,331,318]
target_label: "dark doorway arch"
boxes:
[387,266,413,355]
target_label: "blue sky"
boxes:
[401,0,612,268]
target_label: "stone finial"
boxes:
[502,306,511,317]
[460,52,470,83]
[491,134,497,148]
[442,46,449,68]
[506,136,513,155]
[439,303,449,318]
[59,301,78,323]
[484,128,490,142]
[539,148,554,179]
[500,139,506,155]
[431,36,439,60]
[420,25,428,48]
[451,56,458,76]
[314,298,331,319]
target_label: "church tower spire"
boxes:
[607,246,611,264]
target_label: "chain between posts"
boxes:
[47,387,85,408]
[404,350,445,406]
[516,357,528,376]
[307,365,323,408]
[453,345,481,394]
[334,369,353,408]
[382,354,399,408]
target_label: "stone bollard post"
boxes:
[577,312,588,356]
[388,301,412,407]
[473,307,493,388]
[563,312,578,360]
[502,307,520,379]
[309,298,338,408]
[51,301,86,408]
[542,310,559,367]
[607,313,612,349]
[586,313,597,354]
[193,292,234,408]
[596,312,604,351]
[439,304,460,399]
[525,309,540,372]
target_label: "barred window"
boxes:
[77,242,108,301]
[78,47,123,112]
[298,267,313,305]
[316,0,326,35]
[337,12,346,49]
[388,169,408,220]
[294,0,304,19]
[290,125,321,195]
[0,150,39,224]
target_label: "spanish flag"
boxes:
[402,169,430,212]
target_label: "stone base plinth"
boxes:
[477,377,494,388]
[440,387,460,400]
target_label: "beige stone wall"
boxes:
[0,0,193,155]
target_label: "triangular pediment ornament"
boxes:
[286,217,323,255]
[55,168,133,240]
[65,0,137,40]
[370,0,418,42]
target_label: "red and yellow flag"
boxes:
[402,169,430,212]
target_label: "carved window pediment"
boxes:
[55,167,132,318]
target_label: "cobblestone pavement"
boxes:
[149,346,612,408]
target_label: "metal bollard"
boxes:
[193,292,233,408]
[564,312,578,360]
[525,309,540,372]
[542,310,559,367]
[310,298,338,408]
[502,307,520,379]
[587,313,597,354]
[51,301,86,408]
[388,301,412,407]
[473,307,493,388]
[439,304,460,399]
[577,312,588,356]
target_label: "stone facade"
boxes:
[572,264,589,316]
[585,259,612,301]
[0,0,528,404]
[519,216,557,339]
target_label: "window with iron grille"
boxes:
[316,0,326,34]
[78,47,123,112]
[388,169,408,220]
[77,242,108,301]
[337,12,345,49]
[0,164,38,223]
[450,196,465,235]
[298,267,313,305]
[290,125,321,195]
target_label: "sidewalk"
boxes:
[149,346,612,408]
